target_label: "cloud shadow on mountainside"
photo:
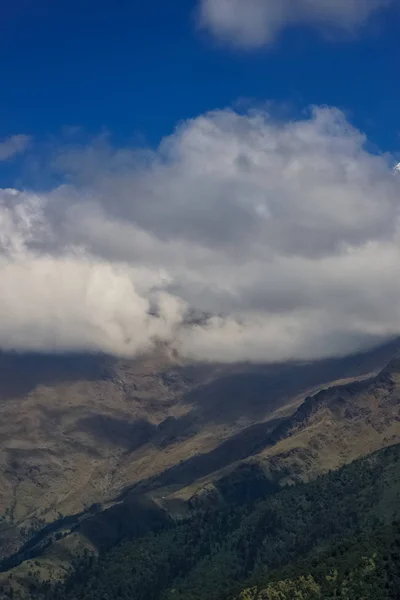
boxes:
[0,352,115,399]
[179,337,400,427]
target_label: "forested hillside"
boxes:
[237,522,400,600]
[26,443,400,600]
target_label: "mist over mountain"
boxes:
[1,0,400,598]
[1,108,400,363]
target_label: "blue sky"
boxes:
[1,0,400,362]
[1,0,399,164]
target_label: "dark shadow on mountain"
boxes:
[0,337,398,405]
[78,495,170,551]
[180,338,400,426]
[127,417,285,495]
[76,415,157,450]
[0,352,115,399]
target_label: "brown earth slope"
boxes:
[0,340,399,562]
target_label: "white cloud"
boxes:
[198,0,392,47]
[1,106,400,362]
[0,254,184,356]
[0,135,31,161]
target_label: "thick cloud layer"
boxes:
[198,0,392,47]
[1,107,400,362]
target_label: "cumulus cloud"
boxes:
[1,106,400,362]
[198,0,392,47]
[0,135,31,161]
[0,191,184,356]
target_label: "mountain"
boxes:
[152,353,400,507]
[0,339,399,593]
[29,443,400,600]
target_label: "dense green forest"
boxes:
[242,521,400,599]
[28,443,400,600]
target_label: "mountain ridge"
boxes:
[0,339,399,590]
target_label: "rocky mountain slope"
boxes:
[0,339,399,583]
[178,356,400,507]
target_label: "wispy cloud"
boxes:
[0,134,31,161]
[0,106,399,362]
[198,0,392,48]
